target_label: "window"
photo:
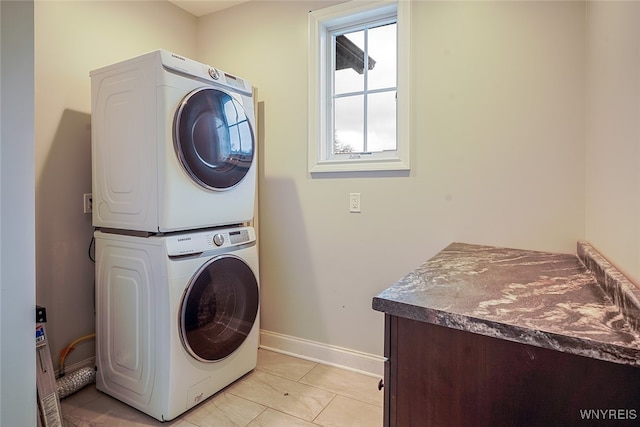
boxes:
[309,0,411,173]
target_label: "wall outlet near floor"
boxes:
[349,192,361,213]
[83,193,93,214]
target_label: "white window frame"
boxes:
[308,0,411,173]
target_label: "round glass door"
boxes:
[174,87,254,190]
[180,255,259,362]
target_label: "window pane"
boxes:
[367,91,396,152]
[334,30,365,95]
[334,95,364,153]
[368,23,397,91]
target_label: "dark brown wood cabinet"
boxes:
[383,314,640,426]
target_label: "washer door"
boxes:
[174,87,254,190]
[180,255,259,362]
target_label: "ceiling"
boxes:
[168,0,250,17]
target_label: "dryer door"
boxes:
[180,255,259,362]
[174,87,254,190]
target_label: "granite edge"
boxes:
[577,241,640,334]
[372,296,640,366]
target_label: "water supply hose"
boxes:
[58,333,95,377]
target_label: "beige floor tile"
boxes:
[60,385,103,416]
[248,408,320,427]
[314,395,383,427]
[299,364,383,408]
[181,392,265,427]
[59,350,384,427]
[64,415,197,427]
[257,349,317,381]
[228,370,335,421]
[62,392,186,426]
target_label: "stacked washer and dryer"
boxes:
[90,50,259,422]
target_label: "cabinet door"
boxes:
[390,316,640,426]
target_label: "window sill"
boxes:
[309,157,410,173]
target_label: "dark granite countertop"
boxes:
[372,242,640,366]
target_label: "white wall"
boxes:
[1,1,36,425]
[32,0,640,381]
[34,0,197,371]
[585,1,640,284]
[197,0,586,362]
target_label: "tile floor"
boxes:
[60,349,384,426]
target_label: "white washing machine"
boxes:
[94,226,259,421]
[90,50,256,233]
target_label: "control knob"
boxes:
[208,68,220,80]
[213,234,224,246]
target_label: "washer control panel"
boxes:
[166,226,255,256]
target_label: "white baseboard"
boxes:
[259,329,384,378]
[59,333,385,382]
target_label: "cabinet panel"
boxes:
[384,314,397,427]
[386,316,640,426]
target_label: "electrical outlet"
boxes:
[83,193,93,214]
[349,192,361,213]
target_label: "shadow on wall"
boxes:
[36,109,96,372]
[255,100,326,347]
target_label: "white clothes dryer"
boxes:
[90,50,256,233]
[94,226,259,421]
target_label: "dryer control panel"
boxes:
[166,226,255,256]
[159,50,252,96]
